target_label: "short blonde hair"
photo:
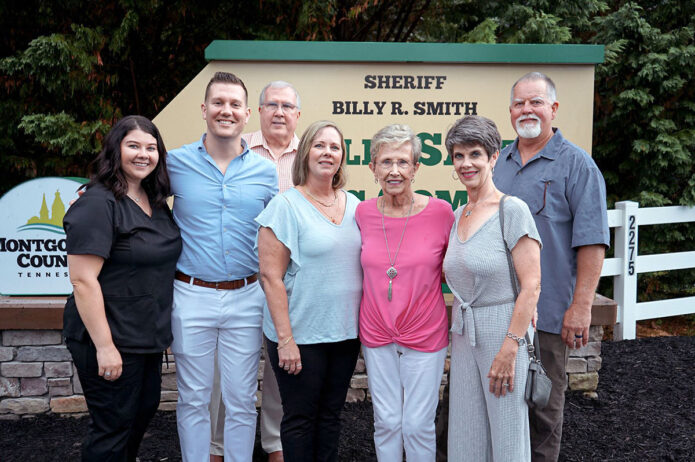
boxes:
[292,120,347,189]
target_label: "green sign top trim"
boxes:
[205,40,604,64]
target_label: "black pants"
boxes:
[266,337,360,462]
[66,339,163,462]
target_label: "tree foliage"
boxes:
[589,2,695,300]
[0,0,432,193]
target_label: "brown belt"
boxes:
[175,271,258,290]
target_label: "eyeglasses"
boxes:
[377,159,413,170]
[261,102,298,113]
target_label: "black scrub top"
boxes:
[63,183,182,354]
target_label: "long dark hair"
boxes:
[85,115,171,207]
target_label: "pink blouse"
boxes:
[356,197,454,352]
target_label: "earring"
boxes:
[492,166,495,174]
[374,177,378,184]
[411,178,415,184]
[452,170,459,180]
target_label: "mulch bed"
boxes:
[1,336,693,461]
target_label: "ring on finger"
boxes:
[104,372,112,377]
[502,383,509,388]
[297,363,302,368]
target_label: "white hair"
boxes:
[259,81,301,109]
[510,72,557,104]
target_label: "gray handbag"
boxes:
[499,195,552,409]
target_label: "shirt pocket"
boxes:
[529,177,570,222]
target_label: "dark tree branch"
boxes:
[129,58,140,115]
[392,0,417,41]
[401,0,432,41]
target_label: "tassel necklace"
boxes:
[380,196,414,301]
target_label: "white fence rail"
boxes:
[601,201,695,340]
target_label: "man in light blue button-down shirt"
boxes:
[167,72,278,462]
[494,72,609,462]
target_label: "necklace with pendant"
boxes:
[303,188,338,207]
[303,187,339,223]
[463,189,496,217]
[127,192,143,204]
[381,196,414,301]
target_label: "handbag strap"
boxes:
[498,195,541,363]
[499,195,518,298]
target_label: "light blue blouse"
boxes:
[255,188,362,344]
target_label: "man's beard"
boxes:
[516,115,542,139]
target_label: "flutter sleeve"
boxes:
[502,196,542,251]
[255,192,301,271]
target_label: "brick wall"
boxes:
[566,325,604,397]
[0,330,85,418]
[1,319,606,417]
[0,328,453,418]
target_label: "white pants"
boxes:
[363,343,447,462]
[171,279,264,462]
[209,341,283,455]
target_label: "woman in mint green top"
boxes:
[256,186,362,343]
[256,120,362,462]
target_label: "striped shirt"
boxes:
[242,130,299,193]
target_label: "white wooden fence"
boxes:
[601,201,695,340]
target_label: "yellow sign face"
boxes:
[155,54,596,209]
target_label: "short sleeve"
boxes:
[63,189,115,259]
[255,192,301,269]
[568,161,610,248]
[502,196,542,251]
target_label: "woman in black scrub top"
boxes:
[63,116,182,461]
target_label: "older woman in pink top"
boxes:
[355,124,454,461]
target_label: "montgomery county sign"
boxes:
[0,177,84,295]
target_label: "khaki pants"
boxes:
[529,331,568,462]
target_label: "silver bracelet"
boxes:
[506,331,526,346]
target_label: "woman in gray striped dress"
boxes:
[442,116,542,461]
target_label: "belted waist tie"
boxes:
[450,298,515,347]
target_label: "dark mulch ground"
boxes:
[1,336,693,461]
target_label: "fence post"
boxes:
[613,201,639,340]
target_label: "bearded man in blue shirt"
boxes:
[167,71,278,462]
[493,72,609,462]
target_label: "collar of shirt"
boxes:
[198,133,252,162]
[243,130,299,159]
[506,128,563,166]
